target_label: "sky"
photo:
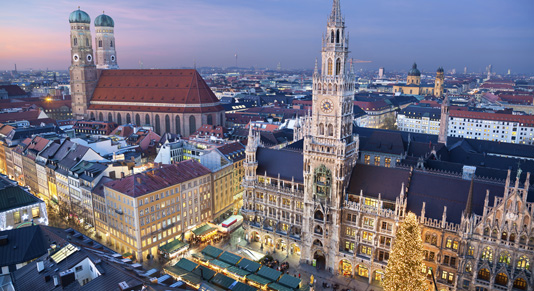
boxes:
[0,0,533,74]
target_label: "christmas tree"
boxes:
[383,212,427,291]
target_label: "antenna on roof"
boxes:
[138,59,143,69]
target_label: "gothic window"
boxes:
[509,233,516,242]
[207,114,213,125]
[336,58,341,75]
[176,115,181,134]
[73,37,77,46]
[513,278,527,290]
[327,124,333,136]
[330,30,334,43]
[431,235,437,246]
[90,112,95,120]
[481,247,493,261]
[135,114,141,126]
[498,252,511,265]
[483,227,490,236]
[189,115,196,135]
[165,115,171,133]
[319,123,324,135]
[336,29,340,43]
[110,40,113,47]
[495,273,508,286]
[519,235,527,244]
[465,262,472,273]
[517,256,530,269]
[86,38,89,46]
[117,113,122,125]
[314,165,332,197]
[492,228,498,238]
[98,40,102,47]
[477,268,490,281]
[108,113,113,122]
[155,115,161,134]
[145,114,150,125]
[501,231,507,240]
[328,59,333,75]
[314,225,323,235]
[126,113,131,124]
[99,112,103,121]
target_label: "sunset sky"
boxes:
[1,0,533,73]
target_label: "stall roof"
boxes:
[159,239,189,254]
[193,265,216,281]
[278,274,301,289]
[201,245,224,258]
[174,258,198,272]
[246,274,271,286]
[192,252,214,262]
[268,282,294,291]
[227,266,250,278]
[219,251,242,266]
[237,258,260,273]
[210,273,236,289]
[210,259,231,270]
[257,266,282,282]
[193,224,217,237]
[230,281,258,291]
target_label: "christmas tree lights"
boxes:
[383,212,427,291]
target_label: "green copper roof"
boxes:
[69,9,90,24]
[95,13,114,27]
[408,62,421,76]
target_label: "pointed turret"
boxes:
[330,0,342,23]
[464,177,475,217]
[438,94,449,145]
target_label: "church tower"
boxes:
[301,0,358,271]
[69,8,98,120]
[438,93,449,145]
[407,62,421,85]
[434,67,444,98]
[94,12,119,69]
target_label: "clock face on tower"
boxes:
[73,54,79,62]
[321,99,334,113]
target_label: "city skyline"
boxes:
[1,0,533,73]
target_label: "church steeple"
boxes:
[330,0,342,23]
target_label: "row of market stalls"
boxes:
[158,222,220,259]
[163,245,307,291]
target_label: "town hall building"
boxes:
[241,1,533,291]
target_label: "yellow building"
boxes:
[215,142,246,217]
[103,160,212,261]
[393,63,440,96]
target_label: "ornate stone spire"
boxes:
[330,0,342,23]
[464,177,475,217]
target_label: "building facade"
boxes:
[241,1,534,291]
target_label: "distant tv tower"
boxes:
[464,66,467,74]
[234,52,238,68]
[277,62,281,71]
[139,59,144,69]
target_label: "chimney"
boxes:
[121,172,125,178]
[37,261,45,272]
[53,276,59,287]
[136,177,142,184]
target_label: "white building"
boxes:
[397,105,441,135]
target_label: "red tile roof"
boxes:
[89,69,224,113]
[0,110,41,123]
[353,100,390,111]
[450,110,534,126]
[497,94,533,105]
[104,159,211,197]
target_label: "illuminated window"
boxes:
[374,156,380,166]
[385,157,391,168]
[328,59,333,75]
[32,207,40,218]
[364,155,370,165]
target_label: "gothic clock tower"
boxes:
[301,0,359,271]
[69,8,98,120]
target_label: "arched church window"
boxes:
[331,30,334,43]
[86,38,89,46]
[207,114,213,125]
[336,29,340,43]
[328,124,333,136]
[336,58,341,75]
[108,113,112,122]
[176,115,181,134]
[328,59,333,75]
[117,113,122,125]
[73,37,78,46]
[99,112,103,121]
[110,40,113,47]
[319,123,324,135]
[98,40,102,47]
[189,115,196,135]
[126,113,131,124]
[135,114,140,126]
[313,165,332,197]
[155,115,161,134]
[145,114,150,125]
[165,115,171,133]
